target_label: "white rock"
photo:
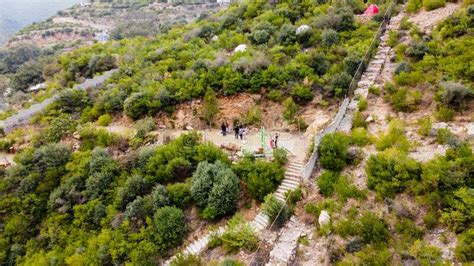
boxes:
[366,115,374,122]
[465,123,474,139]
[211,35,219,42]
[430,122,448,136]
[318,210,330,227]
[296,25,310,35]
[185,125,194,131]
[234,44,247,53]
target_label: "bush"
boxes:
[409,240,442,265]
[261,195,289,229]
[243,107,262,126]
[387,31,399,47]
[350,127,370,146]
[344,54,365,76]
[170,253,203,266]
[167,182,192,209]
[439,82,472,110]
[322,29,339,47]
[135,117,156,139]
[436,128,454,145]
[318,132,349,171]
[375,120,410,152]
[454,229,474,262]
[358,212,390,244]
[394,61,411,75]
[220,214,258,253]
[234,159,284,202]
[417,116,432,137]
[318,170,341,197]
[436,106,455,122]
[357,97,368,111]
[423,0,446,11]
[334,175,366,202]
[273,148,288,166]
[366,149,421,198]
[154,206,186,253]
[352,111,367,129]
[191,161,239,220]
[283,97,298,123]
[407,0,423,13]
[266,90,283,102]
[291,84,314,104]
[114,174,149,210]
[97,114,112,126]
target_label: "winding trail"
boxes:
[0,69,117,133]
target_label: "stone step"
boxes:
[284,175,301,182]
[282,178,300,186]
[287,164,302,171]
[285,172,301,179]
[279,182,299,191]
[274,192,285,202]
[276,187,290,195]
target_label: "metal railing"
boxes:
[302,2,396,180]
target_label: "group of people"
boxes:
[221,121,247,140]
[220,121,280,149]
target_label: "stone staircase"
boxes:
[266,216,310,266]
[337,9,406,133]
[165,159,304,265]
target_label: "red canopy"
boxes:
[364,4,379,16]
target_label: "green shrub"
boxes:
[436,128,453,145]
[357,97,368,111]
[394,61,411,75]
[358,212,390,244]
[436,106,455,122]
[283,97,298,123]
[294,117,308,130]
[97,114,112,126]
[233,158,284,202]
[304,199,340,218]
[454,229,474,262]
[409,240,442,265]
[167,182,192,209]
[243,107,262,126]
[266,90,283,102]
[135,117,156,139]
[170,253,203,266]
[352,111,367,129]
[368,85,381,96]
[407,0,423,13]
[439,82,473,110]
[200,88,219,126]
[350,127,370,146]
[423,0,446,11]
[273,148,288,166]
[220,214,258,253]
[375,120,410,152]
[334,175,366,202]
[317,170,340,197]
[318,132,349,171]
[191,161,239,220]
[366,149,421,198]
[261,194,289,229]
[291,84,314,104]
[417,117,432,137]
[154,206,187,253]
[387,30,399,47]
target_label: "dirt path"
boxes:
[409,3,461,34]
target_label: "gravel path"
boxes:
[0,69,117,133]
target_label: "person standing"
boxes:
[239,125,244,140]
[221,121,227,136]
[233,123,239,139]
[274,132,279,148]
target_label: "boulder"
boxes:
[430,122,448,137]
[296,25,310,35]
[318,210,330,227]
[234,44,247,53]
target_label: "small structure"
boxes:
[80,2,92,8]
[234,44,247,53]
[364,4,379,16]
[28,83,46,93]
[296,25,310,35]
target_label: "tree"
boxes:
[200,88,219,126]
[167,182,192,209]
[114,174,149,211]
[278,23,297,45]
[358,212,390,244]
[317,170,340,197]
[191,161,239,220]
[318,132,349,171]
[154,206,186,252]
[10,60,44,92]
[283,97,298,123]
[322,29,338,47]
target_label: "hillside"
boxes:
[0,0,473,265]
